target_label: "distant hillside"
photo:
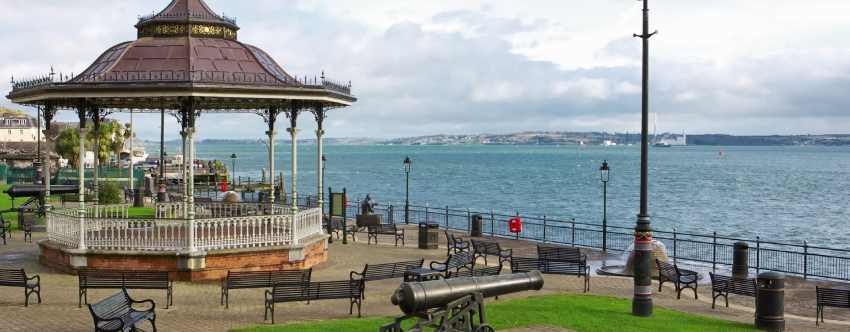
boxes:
[383,132,850,146]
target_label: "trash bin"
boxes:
[733,242,749,278]
[132,189,143,208]
[419,223,439,249]
[755,271,785,331]
[470,214,483,237]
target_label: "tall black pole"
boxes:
[405,170,410,225]
[633,0,656,317]
[602,179,608,252]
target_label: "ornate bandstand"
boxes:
[6,0,356,280]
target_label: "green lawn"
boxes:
[127,207,156,218]
[232,294,756,332]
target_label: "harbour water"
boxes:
[147,141,850,248]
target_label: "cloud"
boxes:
[2,1,850,139]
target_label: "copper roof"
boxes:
[7,0,355,110]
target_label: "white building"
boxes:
[0,109,41,142]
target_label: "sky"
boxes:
[2,0,850,140]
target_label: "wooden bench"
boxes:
[656,260,699,299]
[351,259,423,297]
[511,246,590,293]
[265,279,365,323]
[0,268,41,306]
[709,273,756,309]
[471,239,512,266]
[445,231,470,256]
[367,224,405,247]
[220,269,312,308]
[816,287,850,326]
[78,269,173,309]
[430,252,475,278]
[88,289,156,332]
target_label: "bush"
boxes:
[98,182,124,205]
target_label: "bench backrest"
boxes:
[360,259,423,281]
[88,289,132,320]
[817,287,850,308]
[270,279,363,302]
[227,269,311,289]
[79,269,170,289]
[449,264,502,278]
[471,240,501,255]
[709,273,757,296]
[369,224,397,233]
[445,252,474,270]
[656,260,679,278]
[538,245,584,262]
[0,269,26,287]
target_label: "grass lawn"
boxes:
[127,207,156,218]
[232,294,756,332]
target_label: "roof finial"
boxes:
[10,75,14,85]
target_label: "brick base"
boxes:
[38,236,328,282]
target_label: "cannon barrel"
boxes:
[391,271,544,315]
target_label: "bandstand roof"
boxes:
[6,0,355,112]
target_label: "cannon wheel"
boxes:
[474,325,495,332]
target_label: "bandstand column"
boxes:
[42,105,56,212]
[265,108,279,204]
[288,105,300,211]
[313,104,326,214]
[182,99,197,252]
[180,125,188,218]
[77,106,88,250]
[90,109,102,217]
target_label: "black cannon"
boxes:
[380,271,544,332]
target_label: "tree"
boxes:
[54,128,80,166]
[54,120,127,168]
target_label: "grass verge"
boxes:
[231,294,756,332]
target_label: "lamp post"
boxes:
[600,160,610,252]
[230,153,238,187]
[322,154,327,211]
[633,0,657,317]
[403,156,412,224]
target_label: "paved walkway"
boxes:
[0,229,846,331]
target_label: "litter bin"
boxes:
[470,214,483,237]
[419,223,439,249]
[733,242,749,278]
[132,189,143,208]
[755,271,785,331]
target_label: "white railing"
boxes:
[48,206,324,252]
[47,208,80,248]
[156,202,185,219]
[156,202,294,219]
[194,214,293,251]
[86,204,130,218]
[293,208,323,244]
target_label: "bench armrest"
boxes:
[27,275,40,284]
[500,248,513,257]
[350,270,364,281]
[131,298,156,312]
[430,261,447,271]
[265,289,273,301]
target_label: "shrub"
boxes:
[98,181,124,205]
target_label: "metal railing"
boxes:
[347,199,850,282]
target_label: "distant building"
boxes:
[0,108,41,142]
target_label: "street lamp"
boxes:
[599,160,610,252]
[230,153,238,187]
[403,156,412,224]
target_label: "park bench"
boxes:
[220,269,312,308]
[447,263,503,279]
[0,216,7,245]
[0,268,41,306]
[471,239,512,266]
[656,260,699,299]
[88,289,156,332]
[351,259,423,297]
[709,273,757,309]
[367,224,405,247]
[816,287,850,326]
[264,279,365,323]
[78,269,173,309]
[430,252,475,278]
[445,231,470,256]
[510,245,590,292]
[20,213,35,243]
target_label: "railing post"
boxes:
[673,228,678,264]
[712,231,717,273]
[388,205,394,224]
[466,208,471,232]
[542,215,547,243]
[756,236,761,275]
[445,205,449,230]
[515,210,520,241]
[490,209,495,237]
[425,204,430,224]
[803,240,808,280]
[570,219,576,247]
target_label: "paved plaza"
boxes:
[1,227,848,331]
